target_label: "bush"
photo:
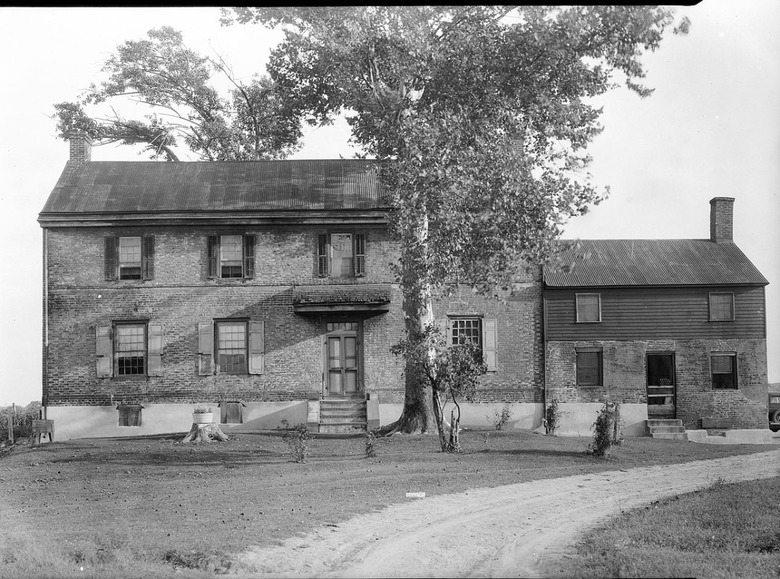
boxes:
[590,402,621,458]
[545,399,562,435]
[491,405,512,431]
[365,430,377,458]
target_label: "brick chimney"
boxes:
[68,132,92,163]
[710,197,734,242]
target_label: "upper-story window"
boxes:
[104,236,154,280]
[575,293,601,323]
[318,233,365,278]
[208,235,255,279]
[709,292,735,321]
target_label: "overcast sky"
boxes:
[1,4,778,406]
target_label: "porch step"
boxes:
[646,419,688,441]
[319,400,367,433]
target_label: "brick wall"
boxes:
[45,225,405,406]
[546,337,768,429]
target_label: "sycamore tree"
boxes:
[223,6,689,438]
[53,26,301,161]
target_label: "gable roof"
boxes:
[544,239,768,287]
[39,159,386,218]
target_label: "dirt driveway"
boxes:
[230,449,779,578]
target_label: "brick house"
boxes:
[39,134,543,440]
[543,197,770,436]
[39,135,769,440]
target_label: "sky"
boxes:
[0,4,778,406]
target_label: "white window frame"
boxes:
[709,292,735,322]
[575,293,602,323]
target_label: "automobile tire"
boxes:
[772,409,780,424]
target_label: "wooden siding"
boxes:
[545,286,766,341]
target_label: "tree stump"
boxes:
[181,420,229,443]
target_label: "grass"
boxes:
[0,429,773,578]
[550,476,780,578]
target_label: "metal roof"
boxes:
[544,239,768,287]
[40,159,386,215]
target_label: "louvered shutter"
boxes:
[317,234,329,277]
[96,324,113,377]
[147,323,163,377]
[482,318,497,372]
[207,236,219,279]
[141,236,155,280]
[243,235,255,279]
[248,321,265,375]
[354,233,366,277]
[104,237,118,281]
[197,321,214,375]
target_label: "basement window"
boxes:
[117,405,143,427]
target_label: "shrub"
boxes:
[365,430,377,458]
[545,399,562,435]
[0,402,41,444]
[590,402,621,458]
[491,405,512,431]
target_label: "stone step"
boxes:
[649,425,686,434]
[646,419,684,427]
[318,422,367,434]
[651,432,689,441]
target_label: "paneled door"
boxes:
[325,321,361,397]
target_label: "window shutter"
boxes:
[207,236,219,279]
[317,234,329,277]
[243,234,255,279]
[96,324,113,378]
[104,237,118,281]
[197,321,214,375]
[248,321,265,375]
[141,236,155,280]
[354,233,366,277]
[147,323,163,377]
[482,318,497,371]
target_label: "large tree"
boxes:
[53,26,301,161]
[223,6,689,437]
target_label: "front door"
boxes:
[324,321,361,397]
[647,353,676,418]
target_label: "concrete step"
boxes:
[651,432,689,441]
[647,419,684,427]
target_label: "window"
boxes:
[117,405,143,427]
[576,293,601,323]
[712,354,737,389]
[216,321,247,374]
[446,317,497,371]
[317,233,366,278]
[709,292,735,321]
[197,320,264,376]
[104,235,154,280]
[115,323,146,375]
[576,350,602,387]
[95,322,163,379]
[207,235,255,279]
[220,402,245,424]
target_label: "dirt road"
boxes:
[231,449,779,578]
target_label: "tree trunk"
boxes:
[181,421,229,443]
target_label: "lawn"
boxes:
[0,429,772,578]
[550,475,780,578]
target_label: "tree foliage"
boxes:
[224,6,688,438]
[53,26,302,161]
